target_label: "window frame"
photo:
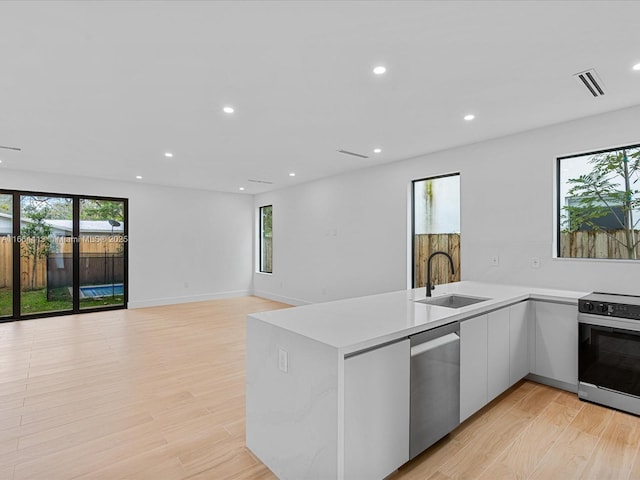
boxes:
[0,188,128,322]
[556,142,640,260]
[410,172,461,288]
[259,205,273,274]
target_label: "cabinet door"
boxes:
[344,339,410,480]
[488,309,510,401]
[460,315,488,422]
[534,302,578,386]
[509,301,529,385]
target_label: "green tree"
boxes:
[80,200,124,221]
[45,197,72,220]
[0,195,11,214]
[20,203,53,291]
[262,206,272,238]
[564,148,640,259]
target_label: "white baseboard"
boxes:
[128,289,252,309]
[250,290,311,306]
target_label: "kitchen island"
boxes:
[246,281,586,480]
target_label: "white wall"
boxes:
[254,104,640,304]
[1,169,254,308]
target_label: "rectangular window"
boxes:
[558,144,640,260]
[412,174,461,288]
[259,205,273,273]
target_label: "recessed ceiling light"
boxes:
[223,106,235,114]
[289,172,296,177]
[135,175,142,180]
[373,66,386,75]
[373,148,382,154]
[164,152,173,158]
[464,114,475,121]
[239,187,245,191]
[633,63,640,71]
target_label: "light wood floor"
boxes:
[0,297,639,479]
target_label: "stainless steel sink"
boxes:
[414,294,490,308]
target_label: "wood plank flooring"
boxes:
[0,296,639,479]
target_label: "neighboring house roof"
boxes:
[44,220,125,234]
[0,214,125,236]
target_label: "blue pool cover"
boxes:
[79,284,124,298]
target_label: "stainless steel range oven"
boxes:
[578,292,640,416]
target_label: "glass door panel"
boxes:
[20,195,74,315]
[0,194,13,318]
[79,199,125,309]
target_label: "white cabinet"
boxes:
[509,301,529,385]
[461,301,531,422]
[344,339,410,480]
[533,301,578,387]
[487,308,510,401]
[460,314,488,422]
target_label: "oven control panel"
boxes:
[579,295,640,320]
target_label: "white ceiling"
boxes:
[1,1,640,194]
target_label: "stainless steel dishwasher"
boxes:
[409,321,460,460]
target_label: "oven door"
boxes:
[579,313,640,411]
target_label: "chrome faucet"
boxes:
[426,251,455,297]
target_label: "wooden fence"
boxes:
[414,234,461,288]
[0,238,10,289]
[0,236,123,289]
[560,230,640,259]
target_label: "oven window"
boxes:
[579,323,640,397]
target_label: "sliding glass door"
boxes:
[0,190,127,320]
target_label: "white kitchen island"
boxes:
[246,281,585,480]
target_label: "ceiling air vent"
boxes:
[573,69,605,97]
[337,149,369,159]
[247,179,274,185]
[0,145,21,151]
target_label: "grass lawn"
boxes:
[0,288,11,317]
[0,287,124,317]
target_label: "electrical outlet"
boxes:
[531,257,540,269]
[184,282,189,288]
[491,256,499,266]
[278,348,288,373]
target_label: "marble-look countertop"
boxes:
[249,281,588,355]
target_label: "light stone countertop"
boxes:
[249,281,588,355]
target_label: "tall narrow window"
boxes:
[412,174,461,288]
[260,205,273,273]
[558,144,640,260]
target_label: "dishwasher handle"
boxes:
[410,332,459,357]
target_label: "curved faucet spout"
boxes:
[426,251,455,297]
